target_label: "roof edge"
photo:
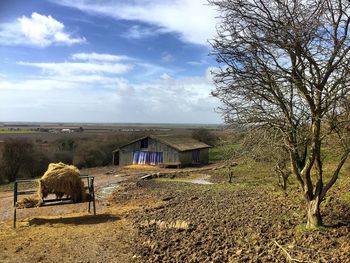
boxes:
[113,135,211,152]
[112,135,149,152]
[149,135,211,151]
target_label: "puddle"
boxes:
[188,174,213,185]
[97,183,119,198]
[190,179,213,185]
[160,174,214,185]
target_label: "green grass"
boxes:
[156,178,199,184]
[0,129,37,134]
[209,143,239,162]
[294,223,330,232]
[341,191,350,204]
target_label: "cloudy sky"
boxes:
[0,0,222,124]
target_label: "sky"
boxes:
[0,0,222,124]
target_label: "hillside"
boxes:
[0,158,350,262]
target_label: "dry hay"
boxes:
[141,219,190,230]
[38,162,85,205]
[16,197,39,208]
[124,164,158,170]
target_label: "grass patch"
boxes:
[0,129,37,134]
[294,223,328,233]
[156,178,195,183]
[341,191,350,204]
[210,159,277,185]
[209,143,238,162]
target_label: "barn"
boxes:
[113,135,211,167]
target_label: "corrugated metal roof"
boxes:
[113,135,211,152]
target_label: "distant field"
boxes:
[0,122,224,142]
[0,129,37,134]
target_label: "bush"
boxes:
[192,129,219,146]
[74,147,107,168]
[53,150,74,164]
[22,149,52,178]
[73,135,132,168]
[1,138,33,182]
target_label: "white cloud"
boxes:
[0,12,85,47]
[12,53,134,91]
[133,62,171,80]
[16,53,169,85]
[0,78,79,91]
[0,66,220,123]
[160,73,172,80]
[18,61,132,75]
[123,25,160,39]
[1,48,220,123]
[49,0,217,45]
[71,52,131,62]
[187,59,209,66]
[161,52,175,63]
[111,72,219,122]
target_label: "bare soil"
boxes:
[124,180,350,263]
[1,163,350,262]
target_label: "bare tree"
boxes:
[209,0,350,227]
[1,139,33,182]
[274,154,291,191]
[240,128,292,190]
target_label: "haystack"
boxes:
[38,162,85,205]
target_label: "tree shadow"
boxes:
[323,219,350,229]
[324,222,349,228]
[323,206,350,229]
[27,214,120,226]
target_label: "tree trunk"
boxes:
[306,199,322,228]
[228,171,233,183]
[282,176,287,190]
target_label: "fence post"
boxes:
[13,181,18,228]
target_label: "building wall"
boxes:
[117,137,210,166]
[118,138,180,165]
[118,141,141,165]
[179,148,209,166]
[199,148,209,164]
[179,151,192,166]
[148,138,180,163]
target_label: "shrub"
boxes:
[53,151,74,164]
[1,138,33,182]
[192,129,219,146]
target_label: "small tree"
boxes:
[210,0,350,227]
[217,136,239,183]
[239,128,292,190]
[274,155,291,191]
[1,139,33,182]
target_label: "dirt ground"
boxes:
[1,163,350,262]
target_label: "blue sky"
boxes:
[0,0,222,124]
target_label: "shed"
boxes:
[113,135,211,167]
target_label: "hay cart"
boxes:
[13,175,96,228]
